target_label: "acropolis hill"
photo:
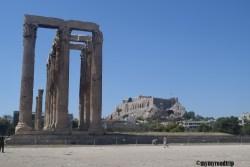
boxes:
[107,95,186,122]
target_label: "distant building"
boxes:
[239,112,250,125]
[179,120,214,130]
[107,95,186,123]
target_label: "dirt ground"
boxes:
[0,144,249,167]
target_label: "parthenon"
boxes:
[15,15,103,134]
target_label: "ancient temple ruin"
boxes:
[107,96,186,122]
[15,15,103,134]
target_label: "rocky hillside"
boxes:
[106,96,186,123]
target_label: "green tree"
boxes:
[169,125,185,132]
[198,123,212,132]
[0,117,14,136]
[241,124,250,135]
[213,116,241,135]
[164,123,178,132]
[183,111,195,120]
[72,119,79,129]
[195,115,204,121]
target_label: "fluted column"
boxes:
[50,50,56,129]
[49,91,53,128]
[83,42,92,130]
[44,58,51,130]
[78,50,85,130]
[16,22,37,134]
[89,30,103,134]
[35,89,44,130]
[55,27,70,131]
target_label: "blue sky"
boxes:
[0,0,249,118]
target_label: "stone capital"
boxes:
[57,26,70,42]
[93,30,103,44]
[23,23,38,38]
[38,89,44,96]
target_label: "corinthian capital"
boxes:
[23,23,37,38]
[57,26,70,42]
[93,30,103,44]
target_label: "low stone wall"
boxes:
[6,133,250,145]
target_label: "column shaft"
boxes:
[51,54,56,129]
[89,30,103,134]
[35,89,44,130]
[78,51,85,129]
[16,23,37,134]
[55,27,70,131]
[44,61,51,130]
[84,43,92,130]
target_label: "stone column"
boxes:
[44,58,51,130]
[52,91,57,129]
[83,42,92,130]
[89,30,103,134]
[16,22,37,134]
[51,51,56,129]
[55,27,70,131]
[35,89,44,130]
[78,50,85,130]
[49,91,53,128]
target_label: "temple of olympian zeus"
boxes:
[15,15,103,135]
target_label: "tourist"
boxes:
[152,138,158,145]
[163,136,168,148]
[0,136,5,153]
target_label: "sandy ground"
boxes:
[0,144,249,167]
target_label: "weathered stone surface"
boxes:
[43,62,50,130]
[16,14,103,135]
[78,50,86,130]
[55,27,70,131]
[69,43,85,50]
[6,133,250,145]
[70,35,91,42]
[25,14,99,31]
[16,22,37,134]
[89,30,103,134]
[83,42,92,130]
[107,96,186,122]
[35,89,44,130]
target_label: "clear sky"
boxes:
[0,0,249,118]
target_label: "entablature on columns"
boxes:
[70,35,92,43]
[69,43,85,51]
[24,14,99,32]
